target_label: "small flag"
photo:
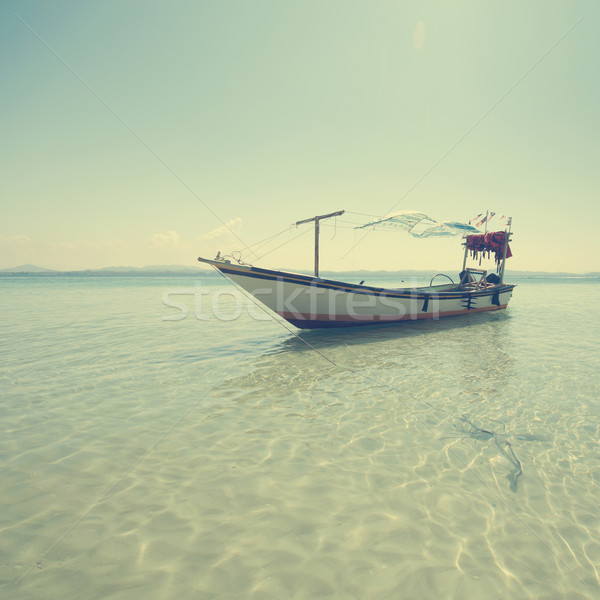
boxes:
[475,214,488,227]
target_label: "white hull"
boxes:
[200,259,515,329]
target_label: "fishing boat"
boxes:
[198,211,515,329]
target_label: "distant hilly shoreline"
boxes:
[1,264,598,279]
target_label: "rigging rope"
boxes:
[458,415,523,492]
[236,225,294,255]
[205,266,591,584]
[210,264,522,491]
[232,216,380,265]
[341,343,523,492]
[345,210,384,219]
[254,227,313,262]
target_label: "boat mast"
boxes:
[295,210,345,277]
[462,210,487,273]
[499,217,512,283]
[461,239,469,272]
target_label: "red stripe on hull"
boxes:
[279,304,508,325]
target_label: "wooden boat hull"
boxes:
[199,258,515,329]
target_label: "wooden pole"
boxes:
[499,218,512,283]
[461,240,469,272]
[314,217,320,277]
[295,210,344,278]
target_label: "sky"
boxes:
[1,0,598,273]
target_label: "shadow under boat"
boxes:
[266,306,512,356]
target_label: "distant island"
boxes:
[1,264,598,279]
[0,264,203,276]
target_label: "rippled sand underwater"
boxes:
[1,277,600,599]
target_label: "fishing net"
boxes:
[356,210,480,238]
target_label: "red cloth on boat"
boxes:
[466,232,512,266]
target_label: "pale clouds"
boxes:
[48,241,77,251]
[0,233,35,265]
[100,239,127,250]
[151,230,181,247]
[413,22,425,49]
[0,235,134,270]
[199,218,242,242]
[0,222,244,270]
[0,233,31,246]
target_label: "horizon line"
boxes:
[1,264,599,277]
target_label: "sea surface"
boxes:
[1,275,599,599]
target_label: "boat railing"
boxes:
[459,268,499,290]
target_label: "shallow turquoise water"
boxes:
[1,276,600,598]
